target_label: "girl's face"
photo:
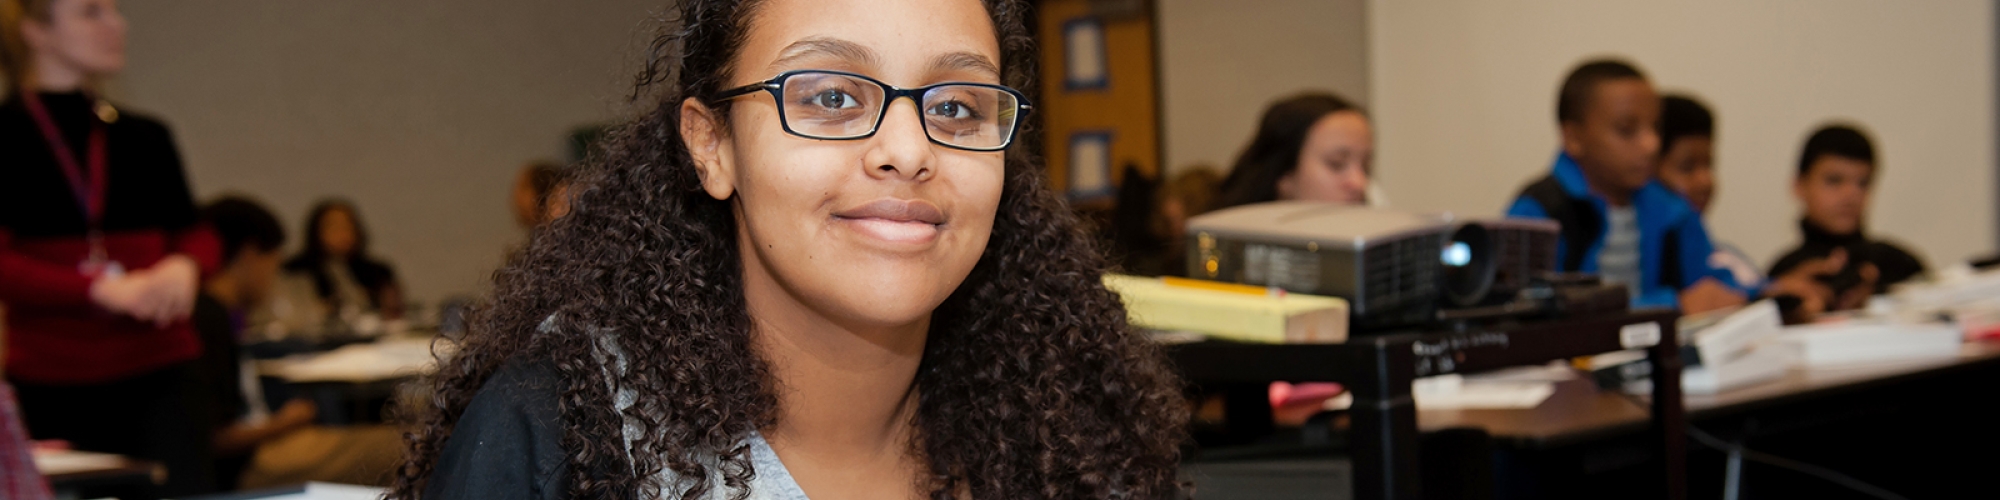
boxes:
[318,208,359,258]
[683,0,1007,331]
[22,0,127,80]
[1278,110,1373,205]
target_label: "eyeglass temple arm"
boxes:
[711,81,779,101]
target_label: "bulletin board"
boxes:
[1036,0,1161,208]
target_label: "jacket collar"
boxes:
[1801,218,1866,248]
[1551,151,1593,197]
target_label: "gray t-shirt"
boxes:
[423,356,812,500]
[1598,206,1642,299]
[596,330,811,499]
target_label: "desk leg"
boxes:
[1645,318,1687,500]
[1350,341,1420,500]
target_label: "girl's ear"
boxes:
[681,98,737,200]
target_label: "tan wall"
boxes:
[112,0,665,307]
[1369,0,1994,269]
[1157,0,1369,178]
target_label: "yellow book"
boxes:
[1103,274,1349,344]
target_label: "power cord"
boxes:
[1611,391,1908,500]
[1682,425,1909,500]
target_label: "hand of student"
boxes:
[89,272,152,319]
[272,399,320,433]
[134,255,200,327]
[1763,250,1844,321]
[1834,263,1881,311]
[1679,277,1747,315]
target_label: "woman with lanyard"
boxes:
[2,0,221,496]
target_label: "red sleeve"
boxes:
[0,228,97,309]
[170,224,222,278]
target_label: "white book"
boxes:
[1688,300,1784,366]
[1773,322,1962,367]
[1678,344,1795,395]
[1620,343,1795,395]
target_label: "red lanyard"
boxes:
[21,94,109,228]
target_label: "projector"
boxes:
[1184,202,1565,332]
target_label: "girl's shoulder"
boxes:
[427,359,571,500]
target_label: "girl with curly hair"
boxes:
[390,0,1189,498]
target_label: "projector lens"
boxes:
[1443,242,1472,267]
[1440,224,1497,308]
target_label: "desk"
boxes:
[180,481,385,500]
[1684,341,2000,415]
[256,336,444,425]
[1433,340,2000,499]
[1171,310,1684,500]
[35,448,163,499]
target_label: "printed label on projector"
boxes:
[1244,243,1320,292]
[1620,322,1662,349]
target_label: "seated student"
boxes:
[1211,93,1383,424]
[1111,165,1223,277]
[1507,60,1745,313]
[196,197,401,490]
[1155,166,1224,257]
[1655,95,1762,288]
[1655,95,1847,320]
[281,200,405,322]
[1769,124,1928,310]
[391,0,1188,497]
[1215,91,1380,209]
[510,161,571,231]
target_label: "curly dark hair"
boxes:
[387,1,1190,499]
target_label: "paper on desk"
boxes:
[31,448,127,475]
[1410,367,1568,410]
[271,337,447,383]
[242,482,389,500]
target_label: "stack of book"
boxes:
[1104,274,1349,344]
[1592,301,1792,394]
[1592,300,1967,395]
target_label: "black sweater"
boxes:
[1769,219,1928,295]
[0,91,198,239]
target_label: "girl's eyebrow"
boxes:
[771,36,1000,81]
[929,51,1000,80]
[771,36,879,71]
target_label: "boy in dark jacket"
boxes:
[1769,125,1928,311]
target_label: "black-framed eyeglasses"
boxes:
[711,70,1032,152]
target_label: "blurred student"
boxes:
[1216,91,1381,209]
[1212,92,1383,423]
[1156,166,1224,253]
[1114,165,1223,277]
[1655,95,1845,320]
[194,197,314,489]
[197,197,402,490]
[1654,95,1760,285]
[510,161,571,230]
[1506,60,1744,313]
[282,200,405,321]
[1769,124,1928,310]
[3,0,221,495]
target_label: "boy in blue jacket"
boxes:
[1506,59,1745,313]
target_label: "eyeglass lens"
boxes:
[779,72,1020,150]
